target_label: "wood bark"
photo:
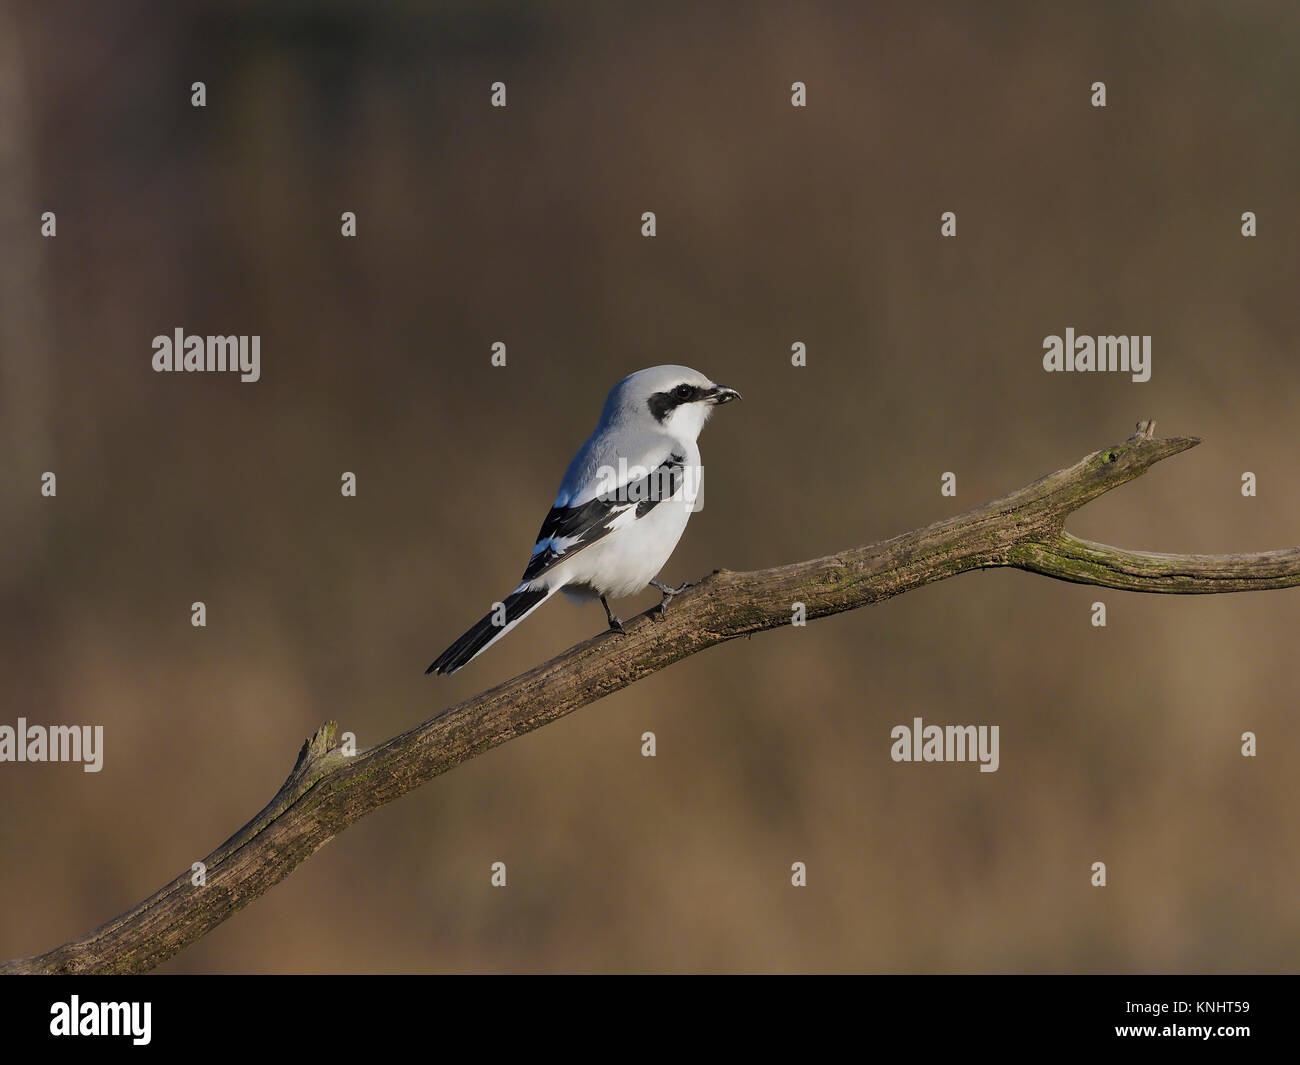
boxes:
[7,422,1298,974]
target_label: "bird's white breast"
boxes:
[555,442,702,600]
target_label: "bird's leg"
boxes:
[649,578,693,618]
[600,596,625,633]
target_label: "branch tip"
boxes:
[290,721,338,776]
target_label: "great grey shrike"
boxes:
[427,365,741,675]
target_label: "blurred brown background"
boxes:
[2,0,1298,973]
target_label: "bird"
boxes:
[427,365,741,675]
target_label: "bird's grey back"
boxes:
[554,423,679,507]
[554,365,714,507]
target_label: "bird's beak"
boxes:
[708,385,742,405]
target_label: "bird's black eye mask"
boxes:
[648,384,708,422]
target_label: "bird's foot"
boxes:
[600,596,626,634]
[649,579,693,619]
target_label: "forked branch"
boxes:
[7,421,1298,974]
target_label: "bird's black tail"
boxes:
[426,584,554,675]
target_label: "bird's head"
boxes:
[605,365,742,442]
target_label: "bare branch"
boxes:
[7,422,1298,974]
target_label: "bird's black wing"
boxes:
[520,452,686,583]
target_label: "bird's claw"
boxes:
[600,596,626,634]
[650,579,693,619]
